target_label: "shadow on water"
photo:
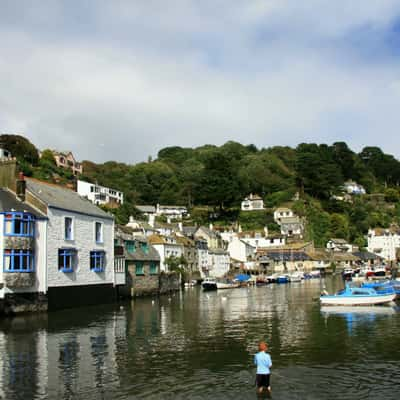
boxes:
[0,278,399,399]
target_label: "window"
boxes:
[95,222,103,243]
[4,212,35,237]
[126,240,135,253]
[90,251,105,272]
[58,249,76,272]
[141,242,149,254]
[65,217,73,240]
[4,249,34,272]
[150,263,158,275]
[135,262,144,276]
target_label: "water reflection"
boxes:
[0,278,399,399]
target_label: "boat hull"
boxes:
[202,282,217,291]
[320,293,396,306]
[216,282,239,290]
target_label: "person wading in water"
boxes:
[254,341,272,395]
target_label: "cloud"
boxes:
[1,1,400,163]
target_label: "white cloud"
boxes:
[1,1,400,162]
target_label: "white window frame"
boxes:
[94,221,103,244]
[64,216,74,241]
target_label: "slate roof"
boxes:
[26,179,113,220]
[136,205,156,213]
[125,243,160,262]
[265,251,310,261]
[0,188,46,218]
[182,226,197,237]
[352,251,381,261]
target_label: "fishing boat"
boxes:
[201,277,239,291]
[320,284,396,306]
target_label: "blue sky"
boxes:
[1,0,400,163]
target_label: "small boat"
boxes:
[202,277,217,291]
[320,284,396,306]
[342,268,354,281]
[184,280,197,288]
[276,274,289,284]
[266,273,278,283]
[201,277,239,291]
[289,271,303,282]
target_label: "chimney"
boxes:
[16,172,26,202]
[148,214,155,228]
[178,222,183,231]
[0,157,17,191]
[209,223,213,231]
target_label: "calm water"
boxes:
[1,277,400,400]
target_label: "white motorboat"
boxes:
[320,284,396,306]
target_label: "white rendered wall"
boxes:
[46,207,114,288]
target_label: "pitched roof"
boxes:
[125,243,160,262]
[26,179,113,220]
[352,251,381,261]
[0,188,46,217]
[136,205,156,213]
[280,216,301,224]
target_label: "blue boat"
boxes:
[276,274,289,284]
[362,280,400,296]
[320,283,396,306]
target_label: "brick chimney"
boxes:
[16,172,26,202]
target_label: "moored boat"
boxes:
[320,284,396,306]
[276,274,289,284]
[202,277,217,291]
[289,271,303,282]
[201,277,239,290]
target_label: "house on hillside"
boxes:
[50,150,82,176]
[280,216,303,237]
[194,225,224,249]
[326,238,353,253]
[273,207,294,224]
[77,180,123,208]
[241,194,265,211]
[343,180,366,195]
[227,236,256,263]
[148,234,184,272]
[239,230,285,249]
[367,227,400,261]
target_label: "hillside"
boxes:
[1,134,400,247]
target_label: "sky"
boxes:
[1,0,400,164]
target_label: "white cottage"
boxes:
[25,178,116,310]
[241,194,265,211]
[367,227,400,261]
[0,186,47,313]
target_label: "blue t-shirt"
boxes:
[254,351,272,375]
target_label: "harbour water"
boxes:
[1,277,399,399]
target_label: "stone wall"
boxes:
[0,292,48,315]
[159,272,180,294]
[120,262,159,298]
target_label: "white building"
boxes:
[207,249,230,278]
[227,236,255,263]
[273,207,294,224]
[280,216,303,237]
[26,178,116,310]
[239,230,285,249]
[196,238,209,278]
[0,186,47,306]
[0,148,12,159]
[367,227,400,261]
[148,234,184,272]
[156,204,188,220]
[344,180,366,195]
[326,238,353,253]
[241,194,264,211]
[77,180,123,207]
